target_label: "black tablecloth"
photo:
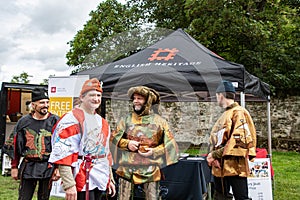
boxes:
[160,157,211,200]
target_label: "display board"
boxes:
[48,75,89,117]
[248,158,273,200]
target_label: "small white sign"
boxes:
[248,158,273,200]
[50,178,65,198]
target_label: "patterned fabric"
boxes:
[111,112,178,184]
[118,178,158,200]
[11,113,59,179]
[209,102,257,177]
[49,107,113,191]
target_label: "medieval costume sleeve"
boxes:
[11,127,21,169]
[152,116,179,165]
[112,118,130,150]
[49,110,82,166]
[11,115,31,169]
[58,165,76,190]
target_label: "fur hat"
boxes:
[216,80,236,93]
[31,88,49,102]
[80,78,103,96]
[128,86,160,115]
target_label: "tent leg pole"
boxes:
[267,96,272,161]
[267,95,275,199]
[240,92,245,108]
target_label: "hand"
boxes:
[206,152,221,168]
[65,185,77,200]
[11,168,18,180]
[212,159,221,168]
[138,148,153,157]
[128,140,140,151]
[206,152,214,167]
[51,168,60,181]
[108,181,116,197]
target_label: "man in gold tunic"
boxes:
[111,86,178,200]
[207,80,256,200]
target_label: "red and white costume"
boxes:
[49,107,113,192]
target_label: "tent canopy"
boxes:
[76,29,270,102]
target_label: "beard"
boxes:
[37,107,48,115]
[133,104,146,115]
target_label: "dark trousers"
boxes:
[77,188,107,200]
[214,176,250,200]
[18,178,52,200]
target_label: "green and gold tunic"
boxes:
[111,112,178,184]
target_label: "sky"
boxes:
[0,0,104,85]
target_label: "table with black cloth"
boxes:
[160,157,211,200]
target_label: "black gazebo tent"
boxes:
[76,29,269,102]
[76,28,272,154]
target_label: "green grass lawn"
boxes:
[0,151,299,199]
[271,151,300,200]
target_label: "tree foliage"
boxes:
[81,27,174,69]
[126,0,190,29]
[66,0,140,73]
[184,0,300,96]
[11,72,32,84]
[66,0,299,97]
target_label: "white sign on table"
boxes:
[247,158,273,200]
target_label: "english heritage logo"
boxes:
[51,87,56,93]
[148,48,179,61]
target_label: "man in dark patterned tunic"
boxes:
[11,88,60,200]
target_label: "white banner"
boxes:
[48,75,89,97]
[48,75,89,117]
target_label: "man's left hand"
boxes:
[206,152,214,166]
[206,152,221,168]
[212,159,221,168]
[138,148,153,157]
[108,182,116,197]
[51,168,60,181]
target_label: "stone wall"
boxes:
[105,96,300,152]
[247,96,300,152]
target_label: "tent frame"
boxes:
[76,28,272,156]
[240,92,272,160]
